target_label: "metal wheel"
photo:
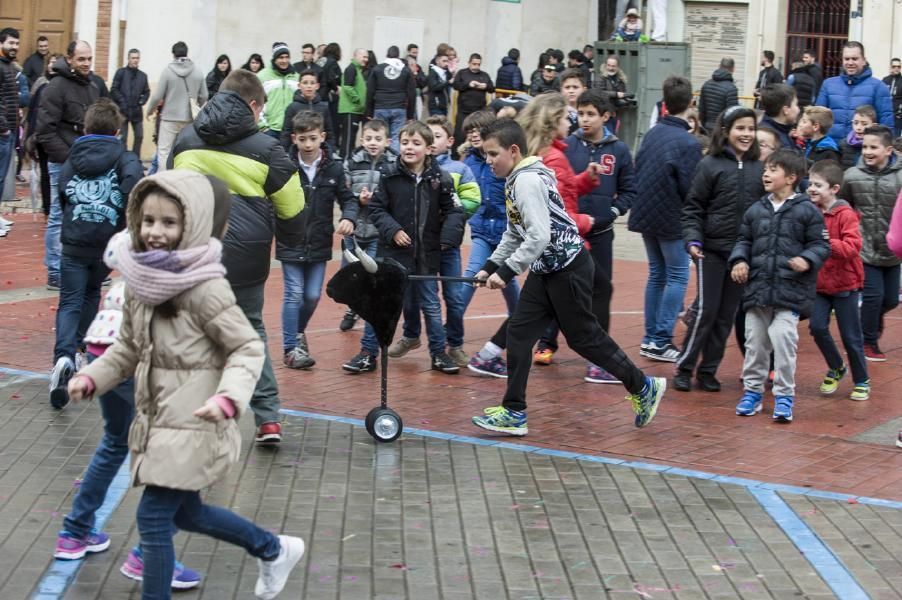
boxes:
[368,407,403,443]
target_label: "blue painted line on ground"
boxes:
[33,458,131,600]
[0,366,50,380]
[749,488,869,600]
[278,407,902,510]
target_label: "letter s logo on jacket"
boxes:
[599,154,616,176]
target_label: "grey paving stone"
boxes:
[4,376,898,598]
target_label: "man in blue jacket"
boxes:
[815,41,894,142]
[629,76,703,362]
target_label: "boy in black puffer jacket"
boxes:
[277,111,357,370]
[730,150,830,423]
[348,120,465,375]
[49,98,143,408]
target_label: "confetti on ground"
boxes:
[389,563,408,570]
[847,498,859,504]
[342,534,356,542]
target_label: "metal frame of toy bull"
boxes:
[326,239,482,442]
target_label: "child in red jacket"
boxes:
[807,160,869,400]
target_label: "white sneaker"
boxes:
[255,535,305,599]
[0,216,13,227]
[49,356,75,409]
[0,227,7,238]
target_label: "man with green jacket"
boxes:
[338,48,369,157]
[257,42,299,139]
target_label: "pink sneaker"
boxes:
[585,364,621,384]
[120,547,202,589]
[54,530,111,560]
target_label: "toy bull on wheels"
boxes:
[326,240,481,443]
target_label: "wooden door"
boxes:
[0,0,74,58]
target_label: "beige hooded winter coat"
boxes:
[79,170,264,491]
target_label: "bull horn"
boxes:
[355,245,378,274]
[343,248,359,265]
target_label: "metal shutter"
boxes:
[684,2,749,92]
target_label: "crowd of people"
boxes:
[1,22,902,599]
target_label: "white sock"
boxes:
[477,342,502,360]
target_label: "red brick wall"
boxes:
[95,0,112,79]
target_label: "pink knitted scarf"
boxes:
[104,231,227,306]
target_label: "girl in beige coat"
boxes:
[68,170,304,600]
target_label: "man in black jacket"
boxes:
[22,35,49,86]
[171,69,305,445]
[110,49,150,153]
[291,43,322,80]
[698,58,739,133]
[884,58,902,135]
[0,28,20,201]
[36,40,99,289]
[802,49,823,98]
[754,51,784,109]
[366,46,416,151]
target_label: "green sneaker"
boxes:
[629,376,666,428]
[820,365,847,394]
[472,406,527,436]
[850,380,870,401]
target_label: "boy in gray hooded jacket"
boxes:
[471,119,665,436]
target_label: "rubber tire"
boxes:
[369,408,403,443]
[365,406,380,437]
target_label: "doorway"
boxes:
[0,0,75,58]
[785,0,851,79]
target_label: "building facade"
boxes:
[2,0,900,102]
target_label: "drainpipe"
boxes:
[849,0,863,42]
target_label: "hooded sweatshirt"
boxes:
[146,57,208,122]
[58,135,144,257]
[365,58,416,119]
[563,128,636,235]
[484,157,582,283]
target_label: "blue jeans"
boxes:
[403,247,466,347]
[642,235,690,346]
[363,279,445,355]
[461,236,520,315]
[43,161,64,279]
[0,132,14,195]
[861,264,900,344]
[810,291,869,384]
[280,260,327,351]
[54,254,110,362]
[373,108,407,152]
[64,353,135,539]
[137,485,280,600]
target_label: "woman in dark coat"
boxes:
[206,54,231,98]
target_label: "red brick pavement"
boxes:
[2,218,902,500]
